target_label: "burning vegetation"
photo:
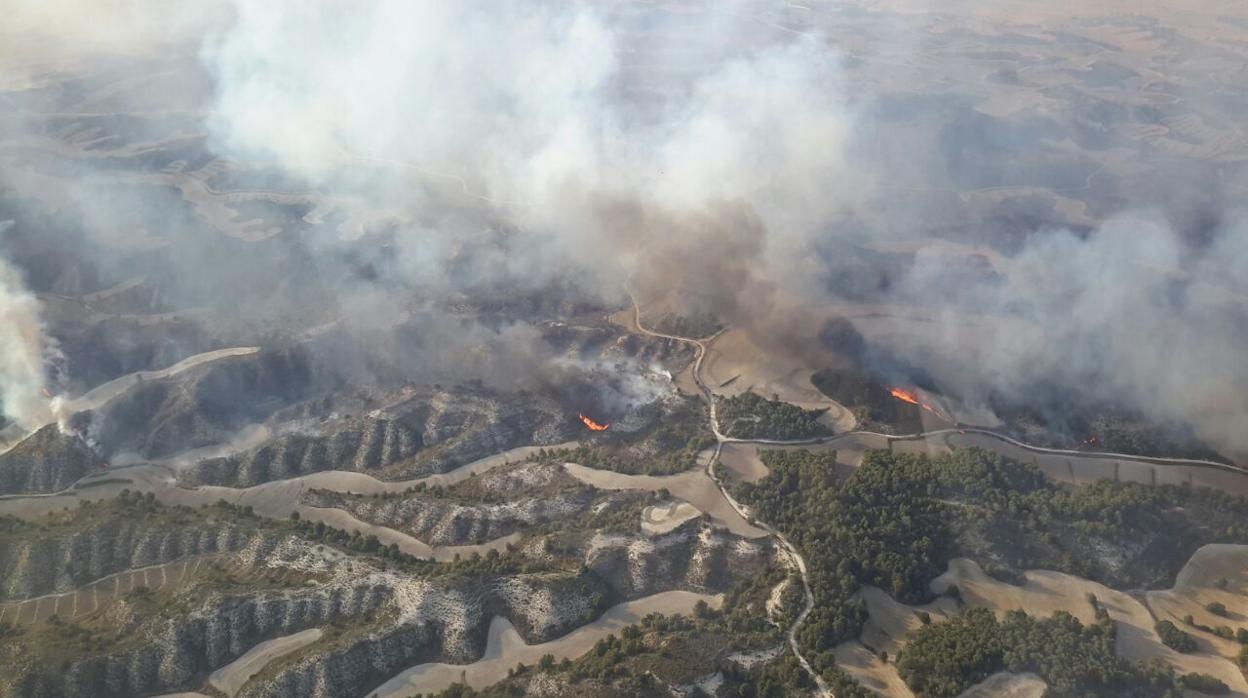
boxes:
[889,387,952,422]
[579,414,609,431]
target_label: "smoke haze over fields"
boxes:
[206,1,861,318]
[1,0,1248,458]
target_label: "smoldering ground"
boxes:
[1,0,1247,459]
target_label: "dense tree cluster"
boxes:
[1181,672,1230,695]
[1154,620,1198,653]
[721,654,815,698]
[733,448,942,689]
[897,606,1189,697]
[732,446,1248,695]
[717,392,833,440]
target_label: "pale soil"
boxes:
[765,576,793,623]
[294,505,522,562]
[833,586,959,697]
[563,462,767,539]
[672,360,702,398]
[701,328,858,433]
[0,443,575,517]
[932,557,1248,695]
[840,550,1248,697]
[610,302,701,398]
[6,427,1243,571]
[640,500,702,536]
[724,644,785,669]
[717,442,771,483]
[208,628,323,697]
[835,643,914,698]
[0,443,576,563]
[1145,545,1248,666]
[151,423,273,469]
[371,590,723,697]
[629,290,695,335]
[63,346,261,414]
[718,441,859,483]
[857,586,960,658]
[957,672,1046,698]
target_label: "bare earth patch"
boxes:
[641,500,702,536]
[932,557,1248,693]
[208,628,323,697]
[563,462,767,538]
[370,590,723,697]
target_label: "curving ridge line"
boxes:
[64,346,262,415]
[0,346,262,460]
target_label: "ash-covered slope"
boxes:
[181,416,424,487]
[177,387,574,487]
[0,424,96,495]
[90,347,313,460]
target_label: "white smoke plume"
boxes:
[0,221,56,430]
[204,0,860,317]
[884,212,1248,458]
[2,0,1248,462]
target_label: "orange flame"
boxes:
[889,387,920,405]
[579,414,609,431]
[889,387,951,422]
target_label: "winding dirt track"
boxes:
[623,297,1248,697]
[4,308,1248,695]
[626,295,835,697]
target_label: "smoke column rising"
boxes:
[1,0,1247,460]
[0,222,55,429]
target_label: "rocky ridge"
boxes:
[0,425,96,496]
[0,515,280,601]
[177,388,575,488]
